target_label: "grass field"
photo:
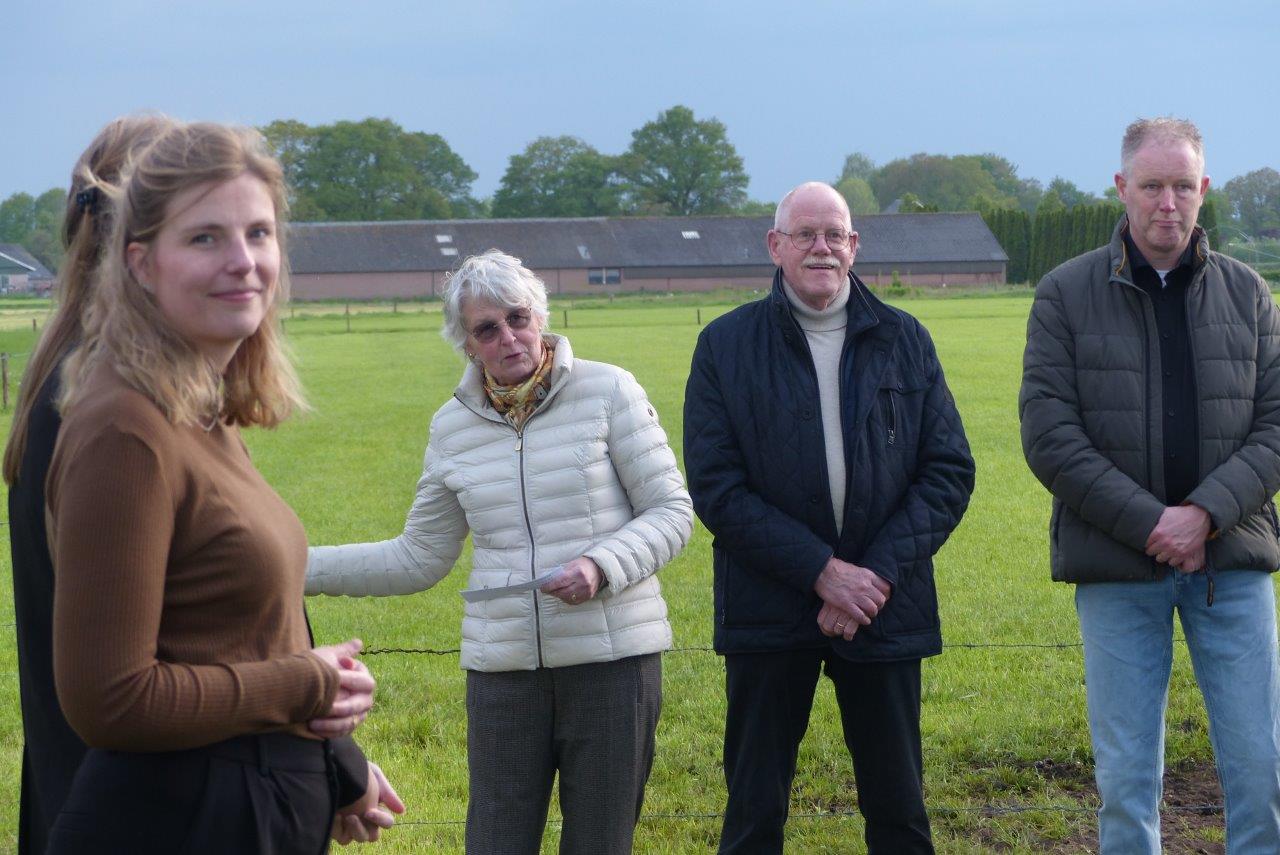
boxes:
[0,292,1248,852]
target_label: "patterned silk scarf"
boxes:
[482,338,556,431]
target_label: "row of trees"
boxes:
[983,197,1222,284]
[261,118,481,221]
[491,106,755,218]
[263,107,756,222]
[834,151,1102,218]
[4,106,1278,277]
[1223,168,1280,236]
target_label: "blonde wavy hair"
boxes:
[60,121,305,428]
[3,114,175,485]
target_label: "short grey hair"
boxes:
[773,181,851,230]
[441,249,551,350]
[1121,117,1204,176]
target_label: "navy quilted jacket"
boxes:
[684,272,975,660]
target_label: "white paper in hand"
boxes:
[460,565,567,603]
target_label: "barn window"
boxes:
[588,268,621,285]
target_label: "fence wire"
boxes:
[359,640,1104,657]
[0,614,1235,829]
[372,800,1225,831]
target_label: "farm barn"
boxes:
[287,213,1008,300]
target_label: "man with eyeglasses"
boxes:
[1021,118,1280,853]
[684,181,975,853]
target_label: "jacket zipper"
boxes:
[1183,284,1214,607]
[454,390,554,666]
[886,392,897,446]
[515,428,546,665]
[1121,275,1160,579]
[1138,299,1153,510]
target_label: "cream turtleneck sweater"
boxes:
[782,279,850,535]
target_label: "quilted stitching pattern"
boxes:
[307,336,693,671]
[1020,219,1280,582]
[684,273,975,660]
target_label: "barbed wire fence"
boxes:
[341,637,1229,834]
[0,301,1237,839]
[0,624,1232,832]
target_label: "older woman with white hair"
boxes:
[307,248,692,854]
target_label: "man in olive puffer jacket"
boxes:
[1020,117,1280,854]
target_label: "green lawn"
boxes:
[0,293,1245,852]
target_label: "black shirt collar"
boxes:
[1124,229,1200,274]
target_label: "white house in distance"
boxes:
[287,213,1008,300]
[0,245,55,294]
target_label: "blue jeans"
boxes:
[1076,571,1280,854]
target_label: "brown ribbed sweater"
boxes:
[46,364,338,751]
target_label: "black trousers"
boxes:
[719,649,932,855]
[46,733,338,855]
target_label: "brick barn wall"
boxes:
[291,263,1007,300]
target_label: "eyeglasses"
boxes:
[469,310,533,344]
[775,228,853,252]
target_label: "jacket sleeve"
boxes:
[51,425,338,751]
[583,370,693,595]
[330,736,369,808]
[306,423,469,597]
[683,329,834,593]
[1185,273,1280,531]
[858,323,975,585]
[1019,274,1166,550]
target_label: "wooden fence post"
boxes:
[697,308,702,326]
[2,353,9,411]
[345,303,351,333]
[563,309,569,328]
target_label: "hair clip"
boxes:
[75,187,100,214]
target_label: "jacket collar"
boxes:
[1108,214,1210,285]
[454,333,574,419]
[767,268,884,340]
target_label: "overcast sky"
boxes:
[8,0,1277,205]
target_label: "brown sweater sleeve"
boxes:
[50,422,338,751]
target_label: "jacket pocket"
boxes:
[717,551,807,628]
[879,388,898,447]
[866,559,939,638]
[1212,507,1280,573]
[877,363,929,453]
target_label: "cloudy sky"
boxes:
[8,0,1277,203]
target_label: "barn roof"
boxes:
[288,213,1007,275]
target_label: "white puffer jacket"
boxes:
[306,336,692,672]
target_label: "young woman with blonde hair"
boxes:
[44,120,399,854]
